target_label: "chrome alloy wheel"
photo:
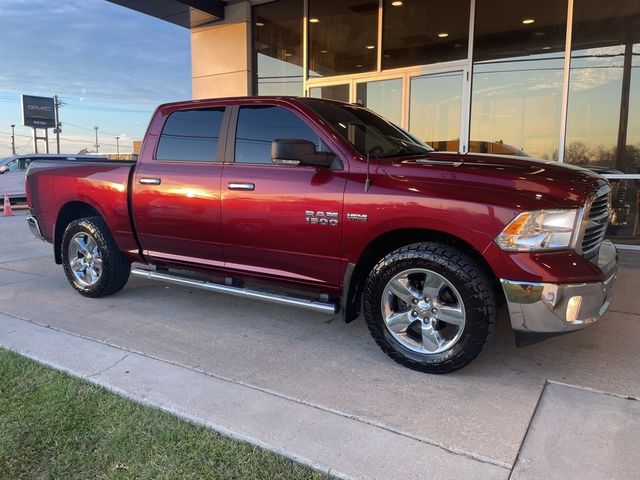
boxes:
[381,268,466,354]
[68,232,103,287]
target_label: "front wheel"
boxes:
[61,216,131,298]
[363,242,496,374]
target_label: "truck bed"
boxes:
[26,158,140,261]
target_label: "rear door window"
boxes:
[156,107,225,162]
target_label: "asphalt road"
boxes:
[2,211,639,478]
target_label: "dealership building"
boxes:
[112,0,639,247]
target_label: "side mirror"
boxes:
[0,166,7,174]
[271,139,335,168]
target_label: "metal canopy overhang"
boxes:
[107,0,226,28]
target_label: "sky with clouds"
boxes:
[0,0,192,156]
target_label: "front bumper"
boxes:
[27,214,44,241]
[500,240,618,333]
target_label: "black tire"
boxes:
[61,216,131,298]
[363,242,496,374]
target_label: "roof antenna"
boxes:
[364,152,371,192]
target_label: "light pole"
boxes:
[115,136,120,156]
[54,95,64,154]
[10,124,15,155]
[94,126,99,153]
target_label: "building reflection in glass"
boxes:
[469,0,567,160]
[253,0,304,96]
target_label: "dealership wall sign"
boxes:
[21,95,56,128]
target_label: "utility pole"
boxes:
[94,126,99,153]
[115,136,120,156]
[10,124,15,155]
[53,95,64,154]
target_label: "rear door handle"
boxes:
[139,177,161,185]
[227,182,255,191]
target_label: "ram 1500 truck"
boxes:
[25,97,618,373]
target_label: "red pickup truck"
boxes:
[25,97,618,373]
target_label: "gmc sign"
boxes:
[22,95,56,128]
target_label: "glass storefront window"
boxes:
[565,0,640,175]
[565,0,640,244]
[382,0,470,70]
[409,72,463,151]
[308,0,378,77]
[253,0,304,96]
[628,43,640,166]
[565,45,628,168]
[309,84,350,102]
[470,0,567,160]
[355,79,402,126]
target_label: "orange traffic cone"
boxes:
[3,194,13,217]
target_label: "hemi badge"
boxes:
[346,213,368,223]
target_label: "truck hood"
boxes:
[377,151,606,209]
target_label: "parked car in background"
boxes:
[0,154,108,203]
[0,155,34,174]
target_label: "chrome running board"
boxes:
[130,267,338,314]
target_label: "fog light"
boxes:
[566,296,583,322]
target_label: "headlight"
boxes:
[495,209,580,252]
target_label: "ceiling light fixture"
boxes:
[366,45,375,49]
[255,22,264,27]
[309,18,320,23]
[437,32,449,38]
[320,50,328,54]
[522,18,535,24]
[392,1,403,6]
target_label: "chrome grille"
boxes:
[581,185,611,261]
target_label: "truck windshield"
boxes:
[302,100,433,159]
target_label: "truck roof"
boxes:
[155,96,352,110]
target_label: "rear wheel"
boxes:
[363,242,495,373]
[61,217,130,297]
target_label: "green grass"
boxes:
[0,349,323,480]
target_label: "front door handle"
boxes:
[228,182,255,191]
[139,177,161,185]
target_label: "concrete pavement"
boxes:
[512,382,640,480]
[1,211,640,479]
[1,312,507,480]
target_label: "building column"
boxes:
[191,1,252,99]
